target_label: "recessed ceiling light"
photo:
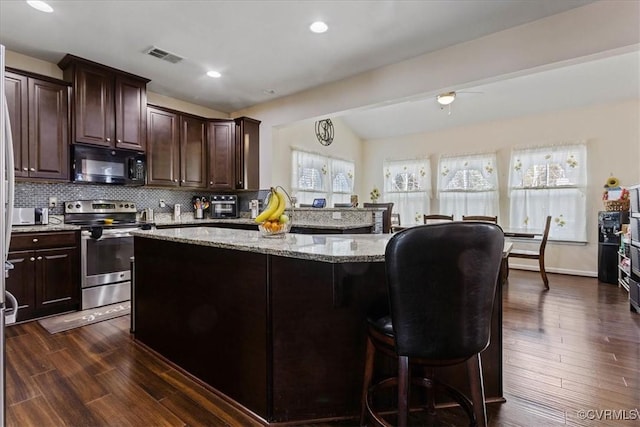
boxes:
[309,21,328,34]
[26,0,53,13]
[206,70,221,78]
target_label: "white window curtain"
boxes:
[291,149,355,207]
[330,158,355,205]
[383,158,431,225]
[437,152,499,219]
[508,142,587,242]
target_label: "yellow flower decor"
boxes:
[604,176,620,189]
[370,187,380,202]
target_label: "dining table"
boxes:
[502,227,544,239]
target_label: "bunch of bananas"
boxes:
[255,187,290,232]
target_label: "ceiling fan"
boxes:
[436,90,483,115]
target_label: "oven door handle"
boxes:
[81,231,134,240]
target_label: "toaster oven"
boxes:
[210,195,238,218]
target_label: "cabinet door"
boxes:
[4,72,29,178]
[147,107,180,187]
[115,75,147,151]
[5,250,36,322]
[180,115,207,188]
[28,78,69,180]
[34,247,79,313]
[74,65,114,146]
[208,121,235,189]
[235,117,260,190]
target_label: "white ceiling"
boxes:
[340,50,640,140]
[1,0,637,140]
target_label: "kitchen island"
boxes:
[131,227,504,425]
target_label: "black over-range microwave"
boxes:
[71,144,146,186]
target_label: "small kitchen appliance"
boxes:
[71,144,146,186]
[210,195,238,218]
[11,207,48,225]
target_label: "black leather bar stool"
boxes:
[360,222,504,427]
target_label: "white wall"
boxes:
[230,2,639,276]
[233,1,640,188]
[272,117,364,196]
[364,99,640,276]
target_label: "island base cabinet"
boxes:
[133,236,503,424]
[269,257,388,421]
[133,237,269,418]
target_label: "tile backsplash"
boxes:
[14,182,270,216]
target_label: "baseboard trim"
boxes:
[509,263,597,278]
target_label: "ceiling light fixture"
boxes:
[26,0,53,13]
[309,21,328,34]
[436,92,456,106]
[206,70,221,78]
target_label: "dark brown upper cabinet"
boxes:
[5,69,70,181]
[234,117,261,190]
[146,106,207,188]
[207,120,235,190]
[58,54,149,151]
[180,115,208,188]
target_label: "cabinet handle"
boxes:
[106,137,111,142]
[210,181,213,185]
[37,256,42,260]
[181,179,185,183]
[117,139,122,143]
[30,257,35,262]
[23,167,28,171]
[174,179,178,182]
[32,238,38,243]
[29,168,35,171]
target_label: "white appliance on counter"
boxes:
[1,43,20,426]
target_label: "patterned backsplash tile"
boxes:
[14,182,269,215]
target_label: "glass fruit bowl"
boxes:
[258,219,291,238]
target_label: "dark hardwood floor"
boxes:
[5,270,639,426]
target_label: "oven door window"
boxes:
[85,235,134,277]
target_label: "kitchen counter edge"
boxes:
[131,227,389,263]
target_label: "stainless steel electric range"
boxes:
[64,200,151,310]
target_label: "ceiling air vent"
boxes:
[145,46,183,64]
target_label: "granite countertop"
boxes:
[153,213,373,230]
[10,216,81,233]
[131,227,391,263]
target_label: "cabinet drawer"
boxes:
[10,231,77,251]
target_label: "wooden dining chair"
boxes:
[391,213,401,226]
[508,215,552,289]
[423,214,454,224]
[462,215,498,223]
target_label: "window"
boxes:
[437,153,499,219]
[291,149,354,206]
[508,142,587,242]
[383,158,431,225]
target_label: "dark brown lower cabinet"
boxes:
[133,236,503,424]
[6,232,80,322]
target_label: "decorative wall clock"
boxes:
[315,119,334,146]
